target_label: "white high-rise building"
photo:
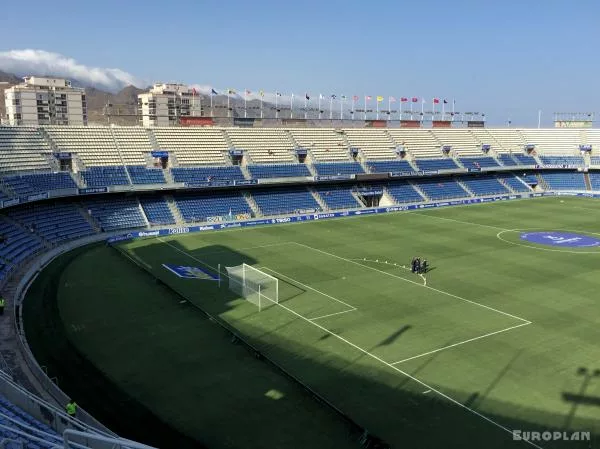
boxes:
[4,77,87,126]
[138,83,201,127]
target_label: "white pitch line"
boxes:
[260,266,357,311]
[391,321,532,365]
[351,258,427,286]
[158,240,543,449]
[309,309,358,321]
[292,242,531,324]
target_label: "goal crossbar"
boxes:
[224,263,279,311]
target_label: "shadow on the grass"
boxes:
[24,240,600,449]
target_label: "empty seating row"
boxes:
[313,162,364,176]
[314,186,361,210]
[413,158,459,171]
[8,203,94,243]
[366,160,414,173]
[140,196,176,225]
[81,166,130,187]
[4,172,77,195]
[171,166,245,183]
[252,187,321,215]
[458,157,500,169]
[247,164,311,179]
[539,172,586,190]
[127,166,166,184]
[414,178,469,200]
[458,176,508,196]
[84,197,146,231]
[173,191,251,222]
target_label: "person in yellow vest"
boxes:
[65,400,77,417]
[0,297,5,315]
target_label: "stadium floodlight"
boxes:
[225,263,279,311]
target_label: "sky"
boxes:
[0,0,599,126]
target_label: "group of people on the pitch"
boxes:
[411,257,428,274]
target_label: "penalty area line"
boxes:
[158,238,543,448]
[390,321,532,365]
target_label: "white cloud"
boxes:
[0,49,146,92]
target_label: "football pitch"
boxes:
[55,196,600,448]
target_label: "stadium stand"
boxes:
[385,181,425,203]
[313,162,364,175]
[314,186,361,210]
[590,156,600,166]
[365,159,414,173]
[8,203,94,243]
[413,158,459,171]
[252,187,321,215]
[288,128,350,161]
[84,197,146,231]
[497,154,519,166]
[495,173,531,193]
[81,166,130,187]
[458,175,509,196]
[538,155,584,167]
[44,126,121,166]
[485,129,527,153]
[588,172,600,190]
[171,166,245,183]
[413,177,469,200]
[112,127,152,165]
[226,128,296,163]
[387,129,441,158]
[152,127,229,165]
[0,394,63,448]
[512,154,537,165]
[174,191,252,222]
[0,218,43,280]
[343,129,397,160]
[458,157,500,169]
[539,172,586,190]
[127,166,167,184]
[520,129,580,155]
[139,196,176,225]
[432,129,483,157]
[247,164,311,179]
[3,172,77,195]
[0,126,52,173]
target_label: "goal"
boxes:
[225,263,279,311]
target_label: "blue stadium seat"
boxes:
[538,156,584,167]
[458,175,509,196]
[495,173,531,193]
[540,172,586,190]
[365,160,414,173]
[127,166,166,184]
[252,188,321,215]
[247,164,311,179]
[139,196,175,225]
[590,156,600,166]
[413,178,469,200]
[81,166,129,187]
[497,154,518,167]
[0,218,43,281]
[314,186,360,210]
[171,166,245,183]
[385,181,425,203]
[84,198,146,231]
[513,154,537,165]
[458,157,500,169]
[8,203,94,243]
[4,173,77,196]
[174,191,251,222]
[313,162,364,176]
[413,159,459,171]
[588,172,600,190]
[0,394,62,448]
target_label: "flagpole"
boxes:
[330,96,334,120]
[351,97,355,120]
[432,99,435,122]
[318,95,321,120]
[306,95,310,120]
[388,97,391,121]
[275,93,279,119]
[442,101,445,120]
[376,98,379,120]
[410,101,413,121]
[210,93,213,117]
[340,97,344,120]
[260,93,263,118]
[244,90,247,118]
[364,96,367,121]
[227,92,230,118]
[291,94,294,119]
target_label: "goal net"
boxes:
[225,263,279,311]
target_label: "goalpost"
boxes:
[224,263,279,311]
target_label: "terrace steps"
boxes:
[309,188,329,211]
[165,195,185,225]
[242,191,261,216]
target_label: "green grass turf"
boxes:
[55,196,600,448]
